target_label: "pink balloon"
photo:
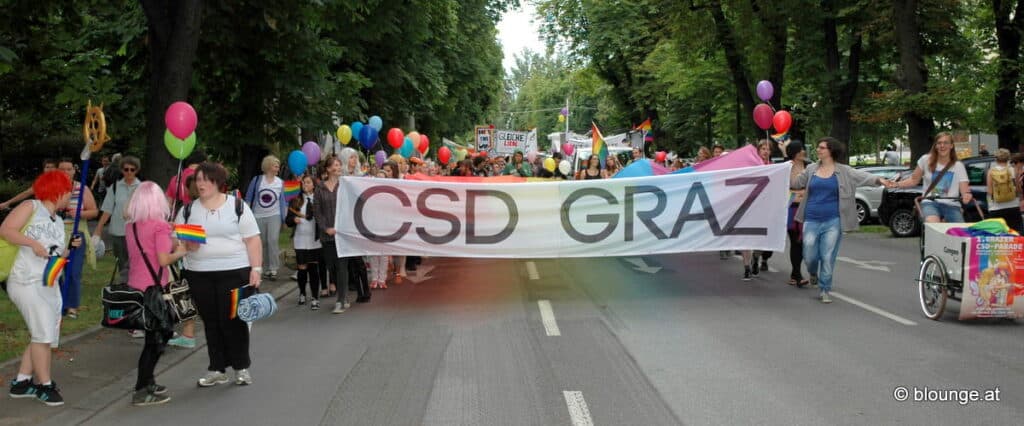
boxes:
[165,102,198,139]
[752,103,774,130]
[562,142,575,156]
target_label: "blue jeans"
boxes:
[803,217,842,293]
[919,201,964,222]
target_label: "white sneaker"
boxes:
[197,371,229,387]
[235,369,252,385]
[130,330,145,338]
[332,302,346,314]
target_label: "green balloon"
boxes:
[164,129,197,160]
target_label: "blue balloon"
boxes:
[368,115,383,131]
[359,125,378,150]
[288,150,308,176]
[351,121,364,142]
[399,137,415,158]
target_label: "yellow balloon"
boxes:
[543,157,556,172]
[557,114,565,123]
[336,125,352,145]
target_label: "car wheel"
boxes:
[889,208,921,238]
[856,200,869,225]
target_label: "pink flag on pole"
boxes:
[692,144,764,172]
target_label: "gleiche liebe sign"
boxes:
[334,164,790,258]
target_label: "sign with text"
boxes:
[334,164,790,258]
[493,129,537,155]
[961,236,1024,320]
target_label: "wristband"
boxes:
[251,266,263,274]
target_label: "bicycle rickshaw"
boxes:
[917,195,1019,319]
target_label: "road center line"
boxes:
[538,300,561,336]
[563,391,594,426]
[830,292,918,326]
[526,261,540,280]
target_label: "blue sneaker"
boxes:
[168,335,196,349]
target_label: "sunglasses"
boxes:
[122,167,137,172]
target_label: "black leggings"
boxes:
[787,228,804,280]
[322,243,349,303]
[136,330,169,390]
[295,249,320,299]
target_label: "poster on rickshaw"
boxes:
[961,236,1024,320]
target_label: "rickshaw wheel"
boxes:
[918,256,948,320]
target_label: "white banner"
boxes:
[335,164,791,258]
[493,129,537,155]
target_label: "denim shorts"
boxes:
[920,200,964,223]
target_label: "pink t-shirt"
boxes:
[166,167,197,204]
[125,220,173,291]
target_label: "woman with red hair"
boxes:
[1,171,81,407]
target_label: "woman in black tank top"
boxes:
[582,155,603,180]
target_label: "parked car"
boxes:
[854,165,911,224]
[877,156,994,237]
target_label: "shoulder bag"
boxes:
[132,223,197,324]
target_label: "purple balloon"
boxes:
[374,150,387,168]
[560,107,569,116]
[756,80,774,102]
[302,141,321,165]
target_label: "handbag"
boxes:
[100,264,148,330]
[132,223,197,324]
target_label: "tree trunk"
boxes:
[993,0,1023,152]
[140,0,204,187]
[892,0,933,164]
[753,0,788,111]
[708,0,756,142]
[823,0,863,153]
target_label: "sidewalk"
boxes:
[0,267,301,426]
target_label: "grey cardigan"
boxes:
[791,162,883,232]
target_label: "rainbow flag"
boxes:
[175,224,207,244]
[771,131,789,143]
[283,180,301,202]
[229,287,241,319]
[43,256,67,287]
[591,122,608,169]
[635,118,652,132]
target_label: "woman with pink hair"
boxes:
[124,182,187,405]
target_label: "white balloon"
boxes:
[558,160,572,175]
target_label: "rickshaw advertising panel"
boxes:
[962,236,1024,320]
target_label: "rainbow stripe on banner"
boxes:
[283,180,301,202]
[174,224,207,244]
[43,256,67,287]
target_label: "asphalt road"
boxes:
[14,232,1022,425]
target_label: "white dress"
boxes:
[8,200,66,346]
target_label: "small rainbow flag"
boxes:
[174,224,207,244]
[591,122,608,170]
[634,118,652,132]
[283,180,301,202]
[43,256,67,287]
[229,287,240,319]
[771,131,790,143]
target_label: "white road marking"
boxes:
[837,256,891,272]
[538,300,561,336]
[623,257,662,274]
[830,292,918,326]
[526,261,540,280]
[563,391,594,426]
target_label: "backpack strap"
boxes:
[182,196,242,224]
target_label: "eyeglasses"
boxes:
[122,167,137,172]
